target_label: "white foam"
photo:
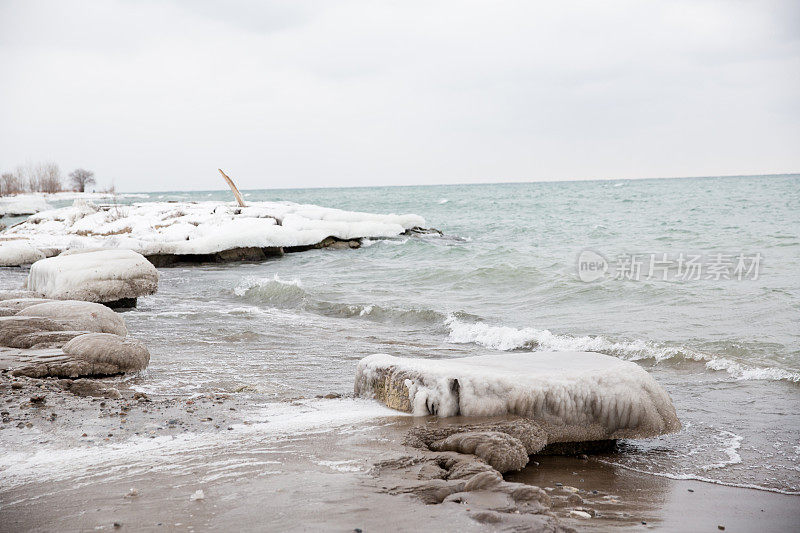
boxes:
[445,316,800,383]
[701,431,743,471]
[0,398,404,490]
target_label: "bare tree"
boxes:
[0,172,24,196]
[37,162,63,193]
[69,168,96,192]
[15,165,37,192]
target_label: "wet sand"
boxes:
[1,372,798,532]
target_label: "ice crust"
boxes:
[355,352,680,442]
[26,249,158,303]
[4,199,426,257]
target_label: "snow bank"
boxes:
[355,352,680,442]
[27,249,158,304]
[0,241,46,266]
[3,199,426,258]
[0,195,51,217]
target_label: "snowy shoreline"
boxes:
[0,198,430,266]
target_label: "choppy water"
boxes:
[2,174,799,494]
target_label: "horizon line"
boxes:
[110,171,799,194]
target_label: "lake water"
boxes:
[2,174,798,494]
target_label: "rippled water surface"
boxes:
[3,174,799,493]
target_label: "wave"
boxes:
[445,316,800,383]
[233,275,451,326]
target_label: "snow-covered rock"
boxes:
[0,241,46,266]
[3,199,426,259]
[0,195,51,217]
[27,249,158,305]
[355,352,680,443]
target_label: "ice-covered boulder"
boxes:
[16,300,128,336]
[27,249,158,306]
[12,332,150,378]
[355,352,680,443]
[0,241,46,267]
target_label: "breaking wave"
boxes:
[445,316,800,383]
[233,276,451,326]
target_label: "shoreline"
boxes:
[2,372,797,532]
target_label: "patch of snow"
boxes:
[0,195,51,216]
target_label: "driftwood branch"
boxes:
[218,169,247,207]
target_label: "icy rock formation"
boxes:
[373,455,566,531]
[16,301,128,336]
[12,333,150,378]
[405,418,547,455]
[27,249,158,305]
[0,242,46,267]
[431,432,530,473]
[404,419,547,473]
[355,352,680,443]
[3,199,427,262]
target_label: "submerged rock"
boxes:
[356,352,680,444]
[27,249,158,305]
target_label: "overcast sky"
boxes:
[1,0,798,192]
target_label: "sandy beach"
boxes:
[2,370,797,532]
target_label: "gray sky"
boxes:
[1,0,798,192]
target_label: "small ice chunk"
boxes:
[190,489,205,501]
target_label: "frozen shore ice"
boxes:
[355,352,680,443]
[2,199,426,262]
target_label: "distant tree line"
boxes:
[0,162,97,196]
